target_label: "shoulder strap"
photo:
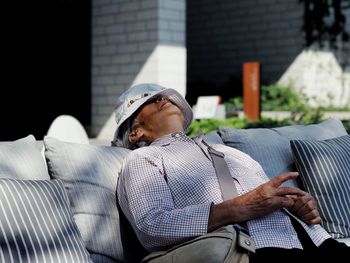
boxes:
[202,140,238,200]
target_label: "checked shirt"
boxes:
[117,132,330,252]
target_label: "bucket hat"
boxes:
[112,83,193,146]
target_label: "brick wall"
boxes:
[186,0,304,102]
[91,0,186,140]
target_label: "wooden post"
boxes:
[243,62,260,121]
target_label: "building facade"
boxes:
[91,0,349,140]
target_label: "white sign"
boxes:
[193,96,221,119]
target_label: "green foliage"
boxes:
[187,83,350,137]
[224,97,243,113]
[224,83,327,124]
[187,116,305,137]
[261,84,306,111]
[186,117,248,137]
[260,83,350,124]
[227,83,350,113]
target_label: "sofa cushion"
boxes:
[0,178,93,263]
[0,135,49,180]
[44,136,131,263]
[218,118,348,187]
[290,135,350,239]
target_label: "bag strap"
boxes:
[202,140,238,200]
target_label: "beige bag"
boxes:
[141,225,253,263]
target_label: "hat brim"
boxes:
[113,88,193,143]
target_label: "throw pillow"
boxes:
[0,135,49,180]
[0,178,93,263]
[218,118,348,187]
[290,135,350,238]
[44,136,131,262]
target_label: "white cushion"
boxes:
[44,136,131,262]
[0,135,49,180]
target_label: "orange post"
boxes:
[243,62,260,121]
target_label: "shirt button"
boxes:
[175,133,180,138]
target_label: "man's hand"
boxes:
[208,172,306,231]
[231,172,305,221]
[287,191,322,224]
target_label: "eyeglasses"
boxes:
[127,92,151,107]
[146,96,165,104]
[127,94,166,107]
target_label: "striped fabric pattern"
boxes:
[290,134,350,238]
[0,179,93,263]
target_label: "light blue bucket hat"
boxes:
[112,83,193,147]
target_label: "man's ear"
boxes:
[128,129,144,144]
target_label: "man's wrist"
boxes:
[208,200,245,232]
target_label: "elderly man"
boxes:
[113,83,349,262]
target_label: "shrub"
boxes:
[261,84,306,111]
[187,117,248,137]
[190,83,350,137]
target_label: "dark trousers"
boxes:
[250,217,350,263]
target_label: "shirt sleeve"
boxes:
[117,150,212,252]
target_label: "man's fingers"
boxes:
[275,186,304,197]
[296,196,318,215]
[309,216,322,225]
[300,210,322,224]
[270,172,299,187]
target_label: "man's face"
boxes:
[127,95,186,145]
[134,96,185,131]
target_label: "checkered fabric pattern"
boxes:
[117,132,331,252]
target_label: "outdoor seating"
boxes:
[0,118,349,263]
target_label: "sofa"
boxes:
[0,117,349,263]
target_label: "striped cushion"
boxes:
[0,179,93,263]
[290,135,350,238]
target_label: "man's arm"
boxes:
[208,172,307,232]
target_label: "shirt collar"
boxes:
[151,131,194,146]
